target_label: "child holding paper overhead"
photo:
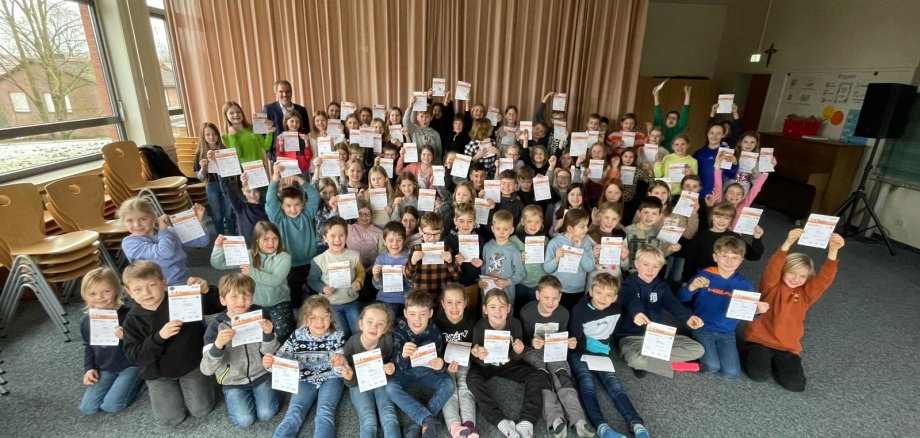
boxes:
[403,92,444,162]
[222,172,268,245]
[264,295,347,438]
[200,274,279,428]
[210,220,294,343]
[744,228,844,392]
[544,208,596,309]
[221,100,273,163]
[119,197,210,287]
[78,268,145,415]
[306,217,364,339]
[651,83,691,152]
[435,284,481,438]
[707,133,775,228]
[121,261,220,425]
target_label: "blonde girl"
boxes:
[211,220,294,342]
[464,119,498,175]
[365,165,396,227]
[195,121,236,235]
[587,202,630,286]
[510,205,547,311]
[221,100,273,163]
[78,268,145,415]
[435,284,481,438]
[391,172,420,220]
[341,158,366,194]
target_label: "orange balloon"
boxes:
[830,111,844,125]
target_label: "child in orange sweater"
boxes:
[743,228,844,392]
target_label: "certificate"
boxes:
[799,214,839,249]
[219,236,249,267]
[533,175,552,201]
[320,153,341,177]
[499,127,516,146]
[588,130,604,144]
[553,120,568,141]
[738,151,759,173]
[758,148,775,172]
[432,77,446,96]
[242,160,269,189]
[167,285,202,322]
[372,133,383,153]
[417,189,436,212]
[485,107,499,126]
[372,104,386,121]
[410,342,438,368]
[282,131,300,152]
[252,112,270,134]
[484,180,501,202]
[519,121,533,140]
[717,94,734,114]
[230,309,264,347]
[599,237,623,266]
[569,132,589,157]
[656,225,685,244]
[369,188,389,211]
[733,207,763,235]
[726,290,761,321]
[412,92,428,112]
[642,144,659,164]
[207,156,219,173]
[543,331,569,363]
[326,119,343,138]
[458,234,480,261]
[620,166,637,185]
[354,348,387,392]
[327,261,352,289]
[474,198,492,225]
[653,78,668,94]
[337,193,359,220]
[524,236,545,264]
[552,93,567,112]
[340,102,357,120]
[216,149,242,177]
[668,163,687,184]
[451,154,472,178]
[497,157,514,174]
[444,341,472,367]
[89,308,119,346]
[403,143,418,163]
[479,139,495,159]
[588,159,605,180]
[358,127,376,149]
[382,265,404,293]
[389,125,404,143]
[317,136,334,155]
[455,81,471,101]
[276,157,300,178]
[422,242,444,265]
[671,191,699,218]
[479,275,499,292]
[169,209,205,244]
[558,245,584,274]
[432,166,446,186]
[719,148,735,170]
[621,131,636,148]
[379,158,394,178]
[271,357,300,394]
[641,322,676,361]
[581,354,615,372]
[483,330,511,364]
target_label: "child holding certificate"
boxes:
[708,135,774,229]
[396,144,437,189]
[493,170,524,226]
[121,261,220,425]
[480,210,526,304]
[653,134,698,195]
[221,172,268,245]
[609,147,653,223]
[78,268,145,415]
[200,274,279,428]
[692,122,733,200]
[366,165,397,227]
[371,222,412,315]
[720,131,773,194]
[605,113,646,157]
[678,236,767,379]
[744,228,844,392]
[210,221,294,343]
[468,289,552,438]
[568,273,649,438]
[587,202,630,288]
[614,246,704,378]
[406,212,460,297]
[195,121,237,235]
[464,119,499,176]
[264,295,347,438]
[340,303,401,438]
[624,195,682,271]
[543,209,596,309]
[273,110,312,174]
[510,205,549,314]
[306,217,364,339]
[387,292,455,438]
[435,284,481,438]
[519,276,593,438]
[390,173,420,221]
[221,100,273,163]
[680,202,765,283]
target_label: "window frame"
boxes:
[148,6,184,118]
[9,92,30,113]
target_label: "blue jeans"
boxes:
[349,385,401,438]
[206,179,237,235]
[79,366,145,415]
[569,354,643,429]
[386,368,455,425]
[222,378,280,428]
[332,300,360,339]
[692,329,741,379]
[273,378,343,438]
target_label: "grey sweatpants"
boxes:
[618,334,704,378]
[146,368,216,426]
[523,349,587,428]
[442,365,477,427]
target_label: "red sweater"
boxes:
[744,248,838,354]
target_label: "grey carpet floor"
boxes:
[1,209,919,437]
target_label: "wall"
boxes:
[640,2,727,78]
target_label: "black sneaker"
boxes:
[632,368,647,378]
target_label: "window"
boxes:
[42,93,73,113]
[10,92,29,112]
[149,11,186,136]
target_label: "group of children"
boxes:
[76,82,846,438]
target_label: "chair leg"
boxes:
[23,282,70,341]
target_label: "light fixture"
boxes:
[750,0,773,64]
[750,54,762,63]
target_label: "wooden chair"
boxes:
[45,175,130,265]
[102,141,192,214]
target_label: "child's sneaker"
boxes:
[551,418,568,438]
[422,416,446,438]
[631,368,647,378]
[516,420,535,438]
[574,419,596,437]
[498,419,521,438]
[405,423,422,438]
[596,423,627,438]
[632,424,650,438]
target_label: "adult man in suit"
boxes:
[262,79,309,160]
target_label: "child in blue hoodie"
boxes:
[372,222,412,316]
[543,208,596,310]
[678,236,768,379]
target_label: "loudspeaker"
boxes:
[854,83,917,138]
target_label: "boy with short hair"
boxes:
[406,212,460,297]
[446,203,486,307]
[480,210,526,304]
[307,216,364,338]
[121,260,220,426]
[515,165,537,207]
[520,275,593,438]
[678,236,765,379]
[387,291,455,438]
[615,245,705,378]
[200,274,279,427]
[266,162,321,308]
[568,273,649,438]
[372,221,412,315]
[681,201,764,282]
[403,95,444,162]
[493,170,523,225]
[624,197,679,269]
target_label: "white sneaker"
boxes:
[516,420,535,438]
[498,419,521,438]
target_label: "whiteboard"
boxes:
[773,68,915,142]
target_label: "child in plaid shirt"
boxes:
[405,212,460,298]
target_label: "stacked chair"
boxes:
[171,136,209,207]
[101,141,190,215]
[0,183,103,341]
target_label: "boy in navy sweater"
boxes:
[678,236,768,379]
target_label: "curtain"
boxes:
[166,0,647,136]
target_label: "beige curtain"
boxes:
[166,0,647,136]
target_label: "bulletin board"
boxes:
[774,68,915,142]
